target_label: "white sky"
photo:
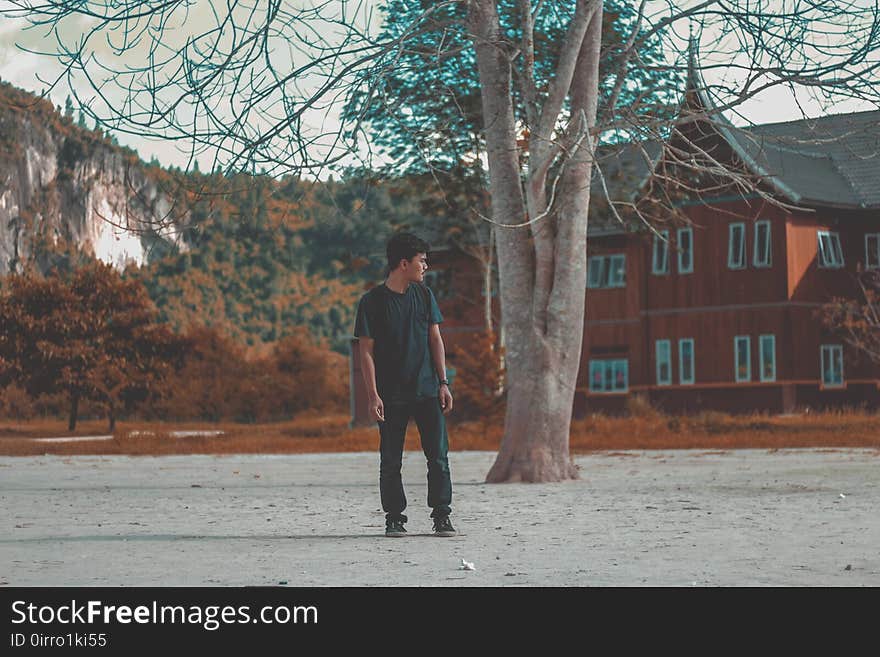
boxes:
[0,1,875,177]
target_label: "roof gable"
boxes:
[591,60,880,216]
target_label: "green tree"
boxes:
[344,0,678,177]
[340,1,680,335]
[131,172,364,352]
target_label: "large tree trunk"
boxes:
[487,338,580,481]
[483,225,494,334]
[470,0,603,483]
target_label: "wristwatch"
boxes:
[440,379,450,386]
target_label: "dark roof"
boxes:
[682,43,880,210]
[590,106,880,221]
[423,57,879,245]
[722,110,880,208]
[593,141,663,203]
[589,140,663,235]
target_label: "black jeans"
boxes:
[378,396,452,522]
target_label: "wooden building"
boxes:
[350,64,880,425]
[577,64,880,416]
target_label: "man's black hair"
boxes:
[386,231,430,273]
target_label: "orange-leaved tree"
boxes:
[154,325,247,422]
[0,261,186,431]
[268,328,349,418]
[449,330,505,438]
[154,325,348,423]
[820,270,880,365]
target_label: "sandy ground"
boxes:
[1,448,878,587]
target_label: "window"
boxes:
[589,359,628,393]
[866,233,880,270]
[753,220,772,267]
[587,254,626,289]
[728,223,745,269]
[652,230,669,275]
[734,336,751,382]
[423,269,453,300]
[818,231,844,268]
[656,339,671,385]
[677,227,693,274]
[679,338,695,385]
[820,344,844,387]
[608,255,626,287]
[759,334,776,382]
[588,256,605,288]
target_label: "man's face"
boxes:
[404,252,428,282]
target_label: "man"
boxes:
[354,232,456,538]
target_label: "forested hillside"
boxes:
[128,169,455,352]
[0,81,472,427]
[0,80,460,354]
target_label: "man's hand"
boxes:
[439,384,453,415]
[370,394,385,423]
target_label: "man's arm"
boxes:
[358,337,384,422]
[428,323,453,415]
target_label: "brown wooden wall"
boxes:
[424,248,499,334]
[579,320,644,387]
[578,198,880,411]
[640,198,789,310]
[788,306,878,382]
[787,210,874,302]
[351,204,880,423]
[584,234,642,321]
[646,307,789,384]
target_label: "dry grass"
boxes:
[1,407,879,456]
[569,408,880,451]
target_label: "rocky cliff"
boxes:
[0,82,185,273]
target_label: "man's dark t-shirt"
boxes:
[354,282,444,404]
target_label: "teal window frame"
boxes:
[589,358,629,393]
[728,223,745,269]
[734,335,751,382]
[759,334,776,382]
[652,230,670,275]
[818,231,844,269]
[820,344,844,387]
[677,227,694,274]
[587,255,626,289]
[753,220,772,268]
[679,338,695,385]
[656,339,671,386]
[865,233,880,270]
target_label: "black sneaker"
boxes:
[385,518,407,538]
[432,516,456,537]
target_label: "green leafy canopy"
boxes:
[342,0,681,178]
